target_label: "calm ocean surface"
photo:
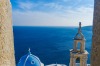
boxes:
[13,26,92,65]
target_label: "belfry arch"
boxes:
[74,39,85,53]
[76,57,80,63]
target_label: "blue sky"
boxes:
[11,0,94,26]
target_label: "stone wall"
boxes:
[0,0,15,66]
[91,0,100,66]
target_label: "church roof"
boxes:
[74,22,85,40]
[17,48,42,66]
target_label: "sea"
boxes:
[13,26,92,66]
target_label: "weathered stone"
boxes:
[0,0,15,66]
[70,23,88,66]
[91,0,100,66]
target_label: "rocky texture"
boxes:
[0,0,15,66]
[91,0,100,66]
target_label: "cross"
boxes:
[78,22,81,33]
[28,48,31,54]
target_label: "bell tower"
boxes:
[70,22,88,66]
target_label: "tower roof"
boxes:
[74,22,85,40]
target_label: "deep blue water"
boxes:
[13,26,92,65]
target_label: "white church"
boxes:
[17,22,91,66]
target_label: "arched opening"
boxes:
[77,42,82,51]
[75,57,81,66]
[76,57,80,63]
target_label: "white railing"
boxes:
[76,63,80,66]
[46,63,91,66]
[46,64,67,66]
[87,64,91,66]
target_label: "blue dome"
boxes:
[17,49,41,66]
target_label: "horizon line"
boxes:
[13,25,93,27]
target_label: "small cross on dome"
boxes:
[28,48,31,54]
